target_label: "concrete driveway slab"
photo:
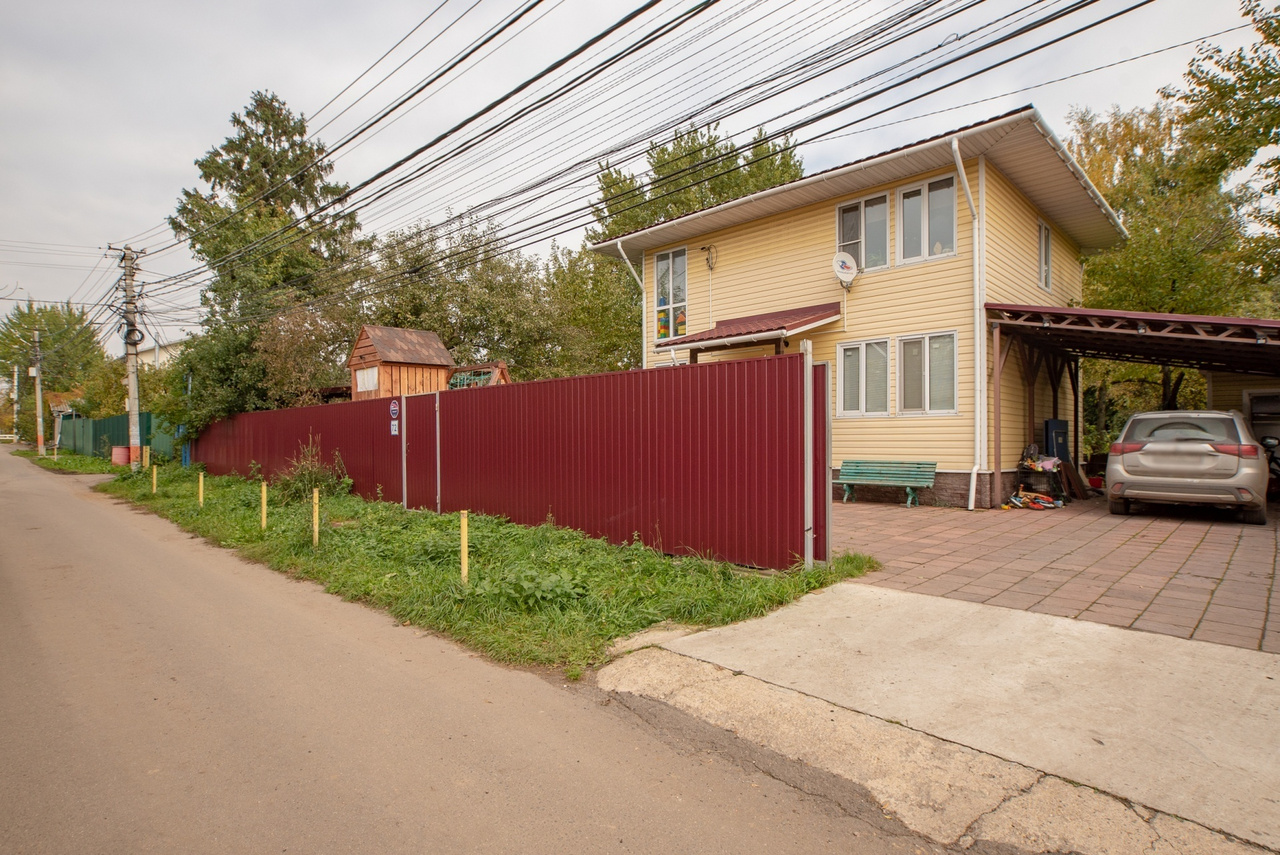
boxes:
[664,584,1280,850]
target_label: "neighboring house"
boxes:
[590,106,1126,508]
[135,338,187,369]
[348,325,456,401]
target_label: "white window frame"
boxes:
[1038,220,1052,292]
[836,194,890,273]
[354,366,378,393]
[836,338,891,417]
[654,247,687,341]
[897,331,958,415]
[896,174,957,264]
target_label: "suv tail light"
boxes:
[1110,442,1147,455]
[1210,443,1260,458]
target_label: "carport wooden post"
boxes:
[1070,359,1081,468]
[992,322,1002,502]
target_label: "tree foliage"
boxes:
[588,125,803,242]
[166,92,366,433]
[368,217,552,376]
[0,302,108,442]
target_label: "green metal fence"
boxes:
[58,413,175,460]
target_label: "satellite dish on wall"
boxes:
[832,252,858,289]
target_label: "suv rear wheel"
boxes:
[1242,505,1268,526]
[1109,498,1130,516]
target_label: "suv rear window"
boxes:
[1123,415,1240,443]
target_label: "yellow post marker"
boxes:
[460,510,469,585]
[198,471,204,507]
[312,487,319,548]
[151,465,157,494]
[260,480,267,530]
[143,445,150,469]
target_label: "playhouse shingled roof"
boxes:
[349,325,456,368]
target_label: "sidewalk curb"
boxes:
[599,647,1272,855]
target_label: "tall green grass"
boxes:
[94,463,874,671]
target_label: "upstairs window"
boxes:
[837,195,889,272]
[1038,221,1052,292]
[899,177,955,262]
[655,248,687,340]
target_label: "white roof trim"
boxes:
[590,107,1125,260]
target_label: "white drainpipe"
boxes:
[614,238,646,369]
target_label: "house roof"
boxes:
[351,325,455,368]
[654,302,842,352]
[986,303,1280,376]
[590,106,1124,261]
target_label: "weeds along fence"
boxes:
[192,354,829,571]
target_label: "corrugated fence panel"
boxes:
[191,357,825,571]
[193,398,404,503]
[435,355,810,569]
[404,394,438,510]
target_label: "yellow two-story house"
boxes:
[590,107,1126,508]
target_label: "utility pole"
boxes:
[116,246,145,472]
[10,364,17,443]
[32,330,44,456]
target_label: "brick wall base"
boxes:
[830,470,1018,509]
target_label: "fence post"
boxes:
[261,481,267,530]
[313,487,319,547]
[435,392,442,514]
[460,509,468,585]
[802,340,814,570]
[400,396,408,510]
[198,471,204,507]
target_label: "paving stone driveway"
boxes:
[831,496,1278,653]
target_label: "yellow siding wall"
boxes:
[642,158,1085,473]
[646,163,979,469]
[983,164,1082,470]
[1205,371,1280,411]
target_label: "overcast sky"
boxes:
[0,0,1256,352]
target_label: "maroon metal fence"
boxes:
[193,396,404,504]
[193,354,827,570]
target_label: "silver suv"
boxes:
[1106,410,1270,525]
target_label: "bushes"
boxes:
[272,435,352,503]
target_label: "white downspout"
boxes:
[615,238,646,369]
[951,139,980,511]
[969,155,989,509]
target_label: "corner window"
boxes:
[899,177,955,262]
[655,248,687,340]
[838,340,889,416]
[837,195,889,271]
[1038,221,1052,292]
[355,366,378,392]
[899,332,956,414]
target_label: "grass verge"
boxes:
[55,458,877,672]
[13,448,127,475]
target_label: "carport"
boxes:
[986,303,1280,497]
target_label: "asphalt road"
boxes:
[0,449,936,855]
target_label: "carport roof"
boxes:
[986,303,1280,376]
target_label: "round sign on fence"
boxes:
[389,400,400,419]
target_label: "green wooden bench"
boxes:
[835,461,937,508]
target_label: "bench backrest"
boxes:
[838,460,937,487]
